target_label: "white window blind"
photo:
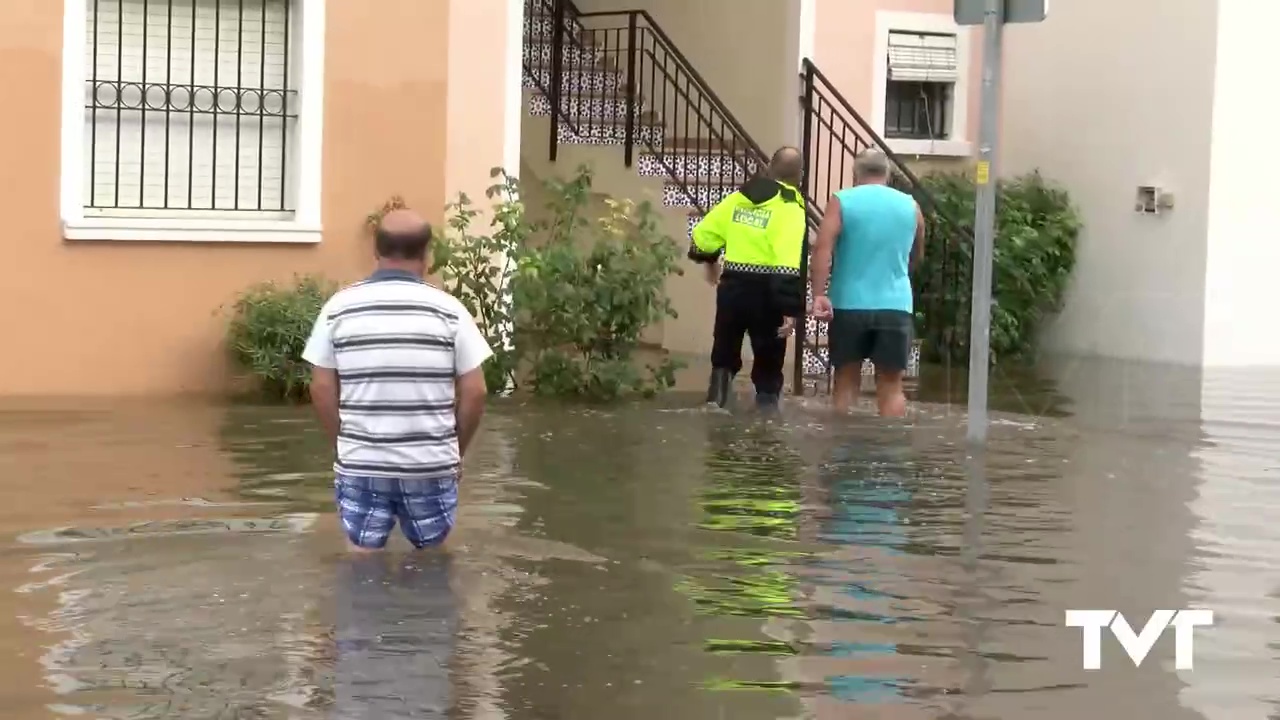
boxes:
[887,31,958,84]
[83,0,295,214]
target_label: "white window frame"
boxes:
[873,11,972,158]
[59,0,325,243]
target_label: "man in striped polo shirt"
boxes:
[303,209,492,551]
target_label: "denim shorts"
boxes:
[335,473,459,549]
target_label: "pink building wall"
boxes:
[809,0,981,165]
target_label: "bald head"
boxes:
[854,149,891,184]
[375,208,432,261]
[769,146,803,187]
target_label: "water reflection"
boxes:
[817,442,916,705]
[1180,369,1280,720]
[15,521,326,718]
[218,405,335,511]
[679,419,809,703]
[0,358,1278,719]
[334,555,455,718]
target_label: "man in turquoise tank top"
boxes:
[809,150,924,416]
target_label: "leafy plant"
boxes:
[226,275,336,401]
[511,165,684,400]
[225,165,683,404]
[430,170,524,394]
[913,171,1081,364]
[366,195,408,231]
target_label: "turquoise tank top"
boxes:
[829,185,917,313]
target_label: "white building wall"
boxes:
[1000,0,1220,365]
[1182,9,1280,720]
[1202,0,1280,367]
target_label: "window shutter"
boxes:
[84,0,294,213]
[887,31,958,84]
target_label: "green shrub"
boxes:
[511,166,684,400]
[430,170,524,395]
[226,275,336,401]
[225,165,683,404]
[914,171,1081,364]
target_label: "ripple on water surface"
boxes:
[2,362,1280,719]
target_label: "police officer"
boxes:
[688,147,807,409]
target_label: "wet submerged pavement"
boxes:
[1,358,1279,719]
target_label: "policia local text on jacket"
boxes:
[688,174,807,408]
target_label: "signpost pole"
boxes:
[964,0,1005,444]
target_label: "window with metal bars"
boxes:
[83,0,297,216]
[884,81,951,140]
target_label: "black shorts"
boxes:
[828,309,914,373]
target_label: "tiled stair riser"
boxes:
[661,182,736,209]
[555,122,664,146]
[526,16,581,43]
[523,41,601,67]
[527,93,641,122]
[523,67,623,96]
[636,153,757,182]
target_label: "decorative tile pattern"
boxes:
[528,93,641,121]
[525,15,582,44]
[636,152,758,182]
[524,68,622,95]
[661,181,737,208]
[523,40,601,67]
[556,122,664,146]
[803,346,829,377]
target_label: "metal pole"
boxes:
[965,0,1003,444]
[793,64,815,397]
[623,12,638,167]
[548,0,565,163]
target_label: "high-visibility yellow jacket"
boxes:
[688,177,807,316]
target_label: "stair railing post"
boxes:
[623,12,638,167]
[792,63,817,397]
[548,0,566,162]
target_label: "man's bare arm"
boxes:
[810,196,843,296]
[911,202,926,270]
[310,367,340,446]
[455,367,487,459]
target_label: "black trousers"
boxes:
[710,277,787,395]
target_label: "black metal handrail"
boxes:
[793,57,974,393]
[577,9,769,164]
[522,0,587,143]
[526,0,770,218]
[800,59,971,239]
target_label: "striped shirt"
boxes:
[301,268,493,480]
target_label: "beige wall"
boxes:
[0,0,514,397]
[1000,0,1219,365]
[573,0,794,152]
[521,105,711,357]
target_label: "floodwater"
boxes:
[1,357,1278,719]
